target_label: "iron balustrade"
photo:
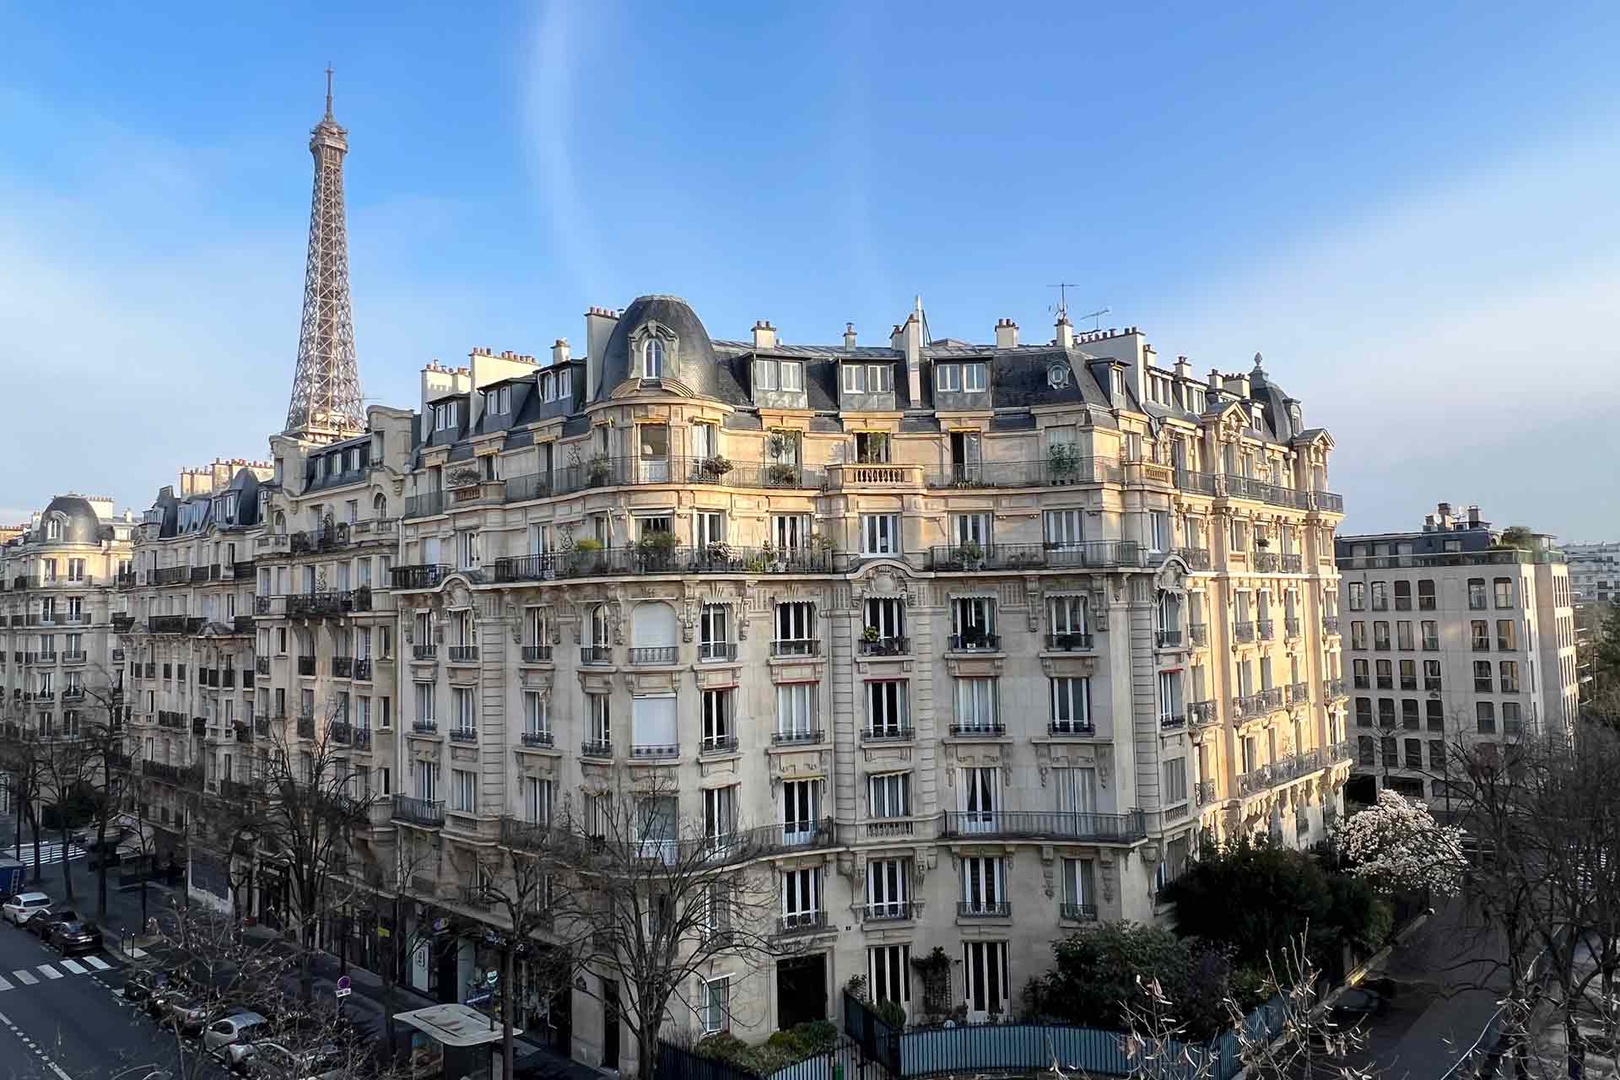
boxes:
[1187,623,1208,646]
[580,646,613,665]
[1045,631,1093,651]
[447,646,480,663]
[771,729,823,745]
[353,658,373,680]
[700,735,739,755]
[863,726,914,743]
[1048,722,1096,737]
[942,810,1146,843]
[520,731,554,748]
[1288,682,1311,704]
[629,647,678,665]
[631,743,680,760]
[1159,713,1187,731]
[1233,621,1256,642]
[296,656,316,676]
[352,728,373,750]
[923,457,1120,489]
[957,901,1012,919]
[1257,619,1275,640]
[521,645,553,663]
[1323,615,1340,632]
[1285,617,1301,638]
[771,639,819,657]
[928,540,1145,572]
[947,632,1000,652]
[1155,629,1183,648]
[412,719,439,735]
[332,656,353,678]
[1061,902,1099,921]
[581,739,613,758]
[391,564,453,589]
[858,636,910,656]
[1195,779,1218,805]
[865,901,914,922]
[412,645,437,661]
[296,715,315,739]
[698,642,737,662]
[1187,701,1218,727]
[449,727,477,743]
[492,545,837,583]
[393,795,445,827]
[1253,552,1280,573]
[1280,553,1303,572]
[948,722,1006,737]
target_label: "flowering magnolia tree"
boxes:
[1337,790,1468,895]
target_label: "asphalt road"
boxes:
[0,916,195,1080]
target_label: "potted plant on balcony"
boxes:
[701,541,733,569]
[1047,441,1083,481]
[635,530,678,571]
[697,455,734,481]
[568,537,604,575]
[585,453,614,488]
[766,461,800,487]
[951,541,985,569]
[447,465,482,490]
[860,625,881,645]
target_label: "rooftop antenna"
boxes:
[324,64,334,119]
[1046,283,1078,320]
[1078,306,1110,331]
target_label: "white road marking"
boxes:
[0,975,10,992]
[11,970,37,985]
[83,955,109,971]
[48,1063,71,1080]
[36,964,62,980]
[58,959,85,975]
[128,946,147,958]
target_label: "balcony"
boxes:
[928,541,1145,573]
[776,911,830,936]
[412,644,437,661]
[1177,547,1212,571]
[1253,552,1279,573]
[1045,631,1093,652]
[1187,623,1208,647]
[1322,678,1348,700]
[629,646,678,665]
[295,715,315,739]
[771,639,819,658]
[699,642,737,662]
[148,615,204,635]
[1312,491,1345,513]
[412,719,439,735]
[1048,722,1096,737]
[631,743,680,760]
[1424,677,1443,691]
[1232,691,1279,719]
[353,658,373,680]
[1234,621,1256,643]
[449,727,477,743]
[771,728,823,746]
[1280,554,1303,573]
[296,656,316,677]
[1188,701,1218,728]
[923,457,1120,489]
[1219,475,1312,509]
[152,566,189,586]
[948,723,1006,738]
[858,636,910,657]
[499,816,553,851]
[941,810,1147,843]
[111,614,135,633]
[946,632,999,653]
[580,645,613,665]
[1257,619,1275,641]
[492,545,837,583]
[581,739,613,758]
[332,656,354,678]
[447,646,480,664]
[1155,629,1183,649]
[352,728,373,750]
[520,730,554,748]
[700,734,739,756]
[1060,903,1099,922]
[1159,712,1187,731]
[1285,617,1302,639]
[391,564,453,590]
[62,651,86,664]
[1195,779,1218,805]
[865,902,914,923]
[1287,682,1311,705]
[862,726,914,744]
[330,721,353,745]
[255,656,271,676]
[393,795,445,828]
[957,901,1012,919]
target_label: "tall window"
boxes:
[960,856,1006,914]
[772,514,812,551]
[701,688,734,751]
[1062,858,1097,917]
[1467,579,1487,610]
[775,683,815,741]
[955,677,998,732]
[1049,595,1089,643]
[524,777,553,824]
[868,772,911,821]
[781,867,822,927]
[642,339,664,377]
[860,514,902,556]
[1050,677,1091,732]
[1162,758,1188,805]
[869,945,911,1008]
[699,604,730,661]
[451,769,476,813]
[451,688,475,737]
[867,859,911,919]
[782,779,822,839]
[1493,578,1515,608]
[957,766,999,830]
[775,602,815,648]
[523,692,550,740]
[963,941,1009,1017]
[414,682,436,723]
[698,976,729,1034]
[951,512,992,547]
[587,693,611,747]
[866,680,909,737]
[1043,510,1084,549]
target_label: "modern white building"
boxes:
[1337,503,1577,813]
[1565,542,1620,606]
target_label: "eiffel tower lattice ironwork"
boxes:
[285,68,365,439]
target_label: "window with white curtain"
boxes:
[860,514,902,556]
[866,680,909,736]
[957,766,999,831]
[955,677,998,731]
[1053,766,1097,814]
[868,772,911,820]
[524,777,553,824]
[775,683,815,739]
[960,856,1005,912]
[866,858,911,919]
[1050,677,1091,732]
[631,695,678,754]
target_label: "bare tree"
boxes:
[535,773,801,1080]
[0,710,48,883]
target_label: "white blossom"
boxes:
[1336,789,1469,894]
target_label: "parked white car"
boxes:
[2,892,50,926]
[204,1011,268,1057]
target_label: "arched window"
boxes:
[273,511,287,535]
[642,339,664,378]
[631,601,678,662]
[373,493,387,519]
[44,516,62,541]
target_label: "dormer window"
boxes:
[484,386,510,414]
[1047,362,1070,389]
[44,516,62,541]
[753,359,803,392]
[1110,368,1125,398]
[642,339,665,378]
[842,364,893,394]
[433,401,460,432]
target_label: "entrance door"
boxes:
[434,935,459,1004]
[602,979,621,1070]
[776,954,828,1030]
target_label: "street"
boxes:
[0,914,185,1080]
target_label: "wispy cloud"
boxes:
[1161,126,1620,537]
[519,0,602,299]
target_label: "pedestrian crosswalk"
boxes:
[3,842,87,865]
[0,956,111,992]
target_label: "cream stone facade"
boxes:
[0,496,134,755]
[382,296,1349,1066]
[115,459,271,878]
[1337,502,1577,815]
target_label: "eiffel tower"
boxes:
[284,68,365,440]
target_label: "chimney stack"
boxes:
[844,323,858,351]
[752,321,778,351]
[552,339,570,366]
[583,306,620,402]
[1467,505,1482,528]
[1055,313,1073,350]
[994,318,1018,350]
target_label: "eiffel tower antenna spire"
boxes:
[285,68,365,440]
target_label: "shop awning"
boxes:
[394,1003,522,1048]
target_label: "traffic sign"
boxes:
[336,974,352,999]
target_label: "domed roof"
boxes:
[40,496,103,545]
[594,295,721,400]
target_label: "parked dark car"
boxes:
[22,909,57,938]
[47,919,103,955]
[123,964,172,1003]
[30,908,80,940]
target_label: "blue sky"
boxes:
[3,1,1619,537]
